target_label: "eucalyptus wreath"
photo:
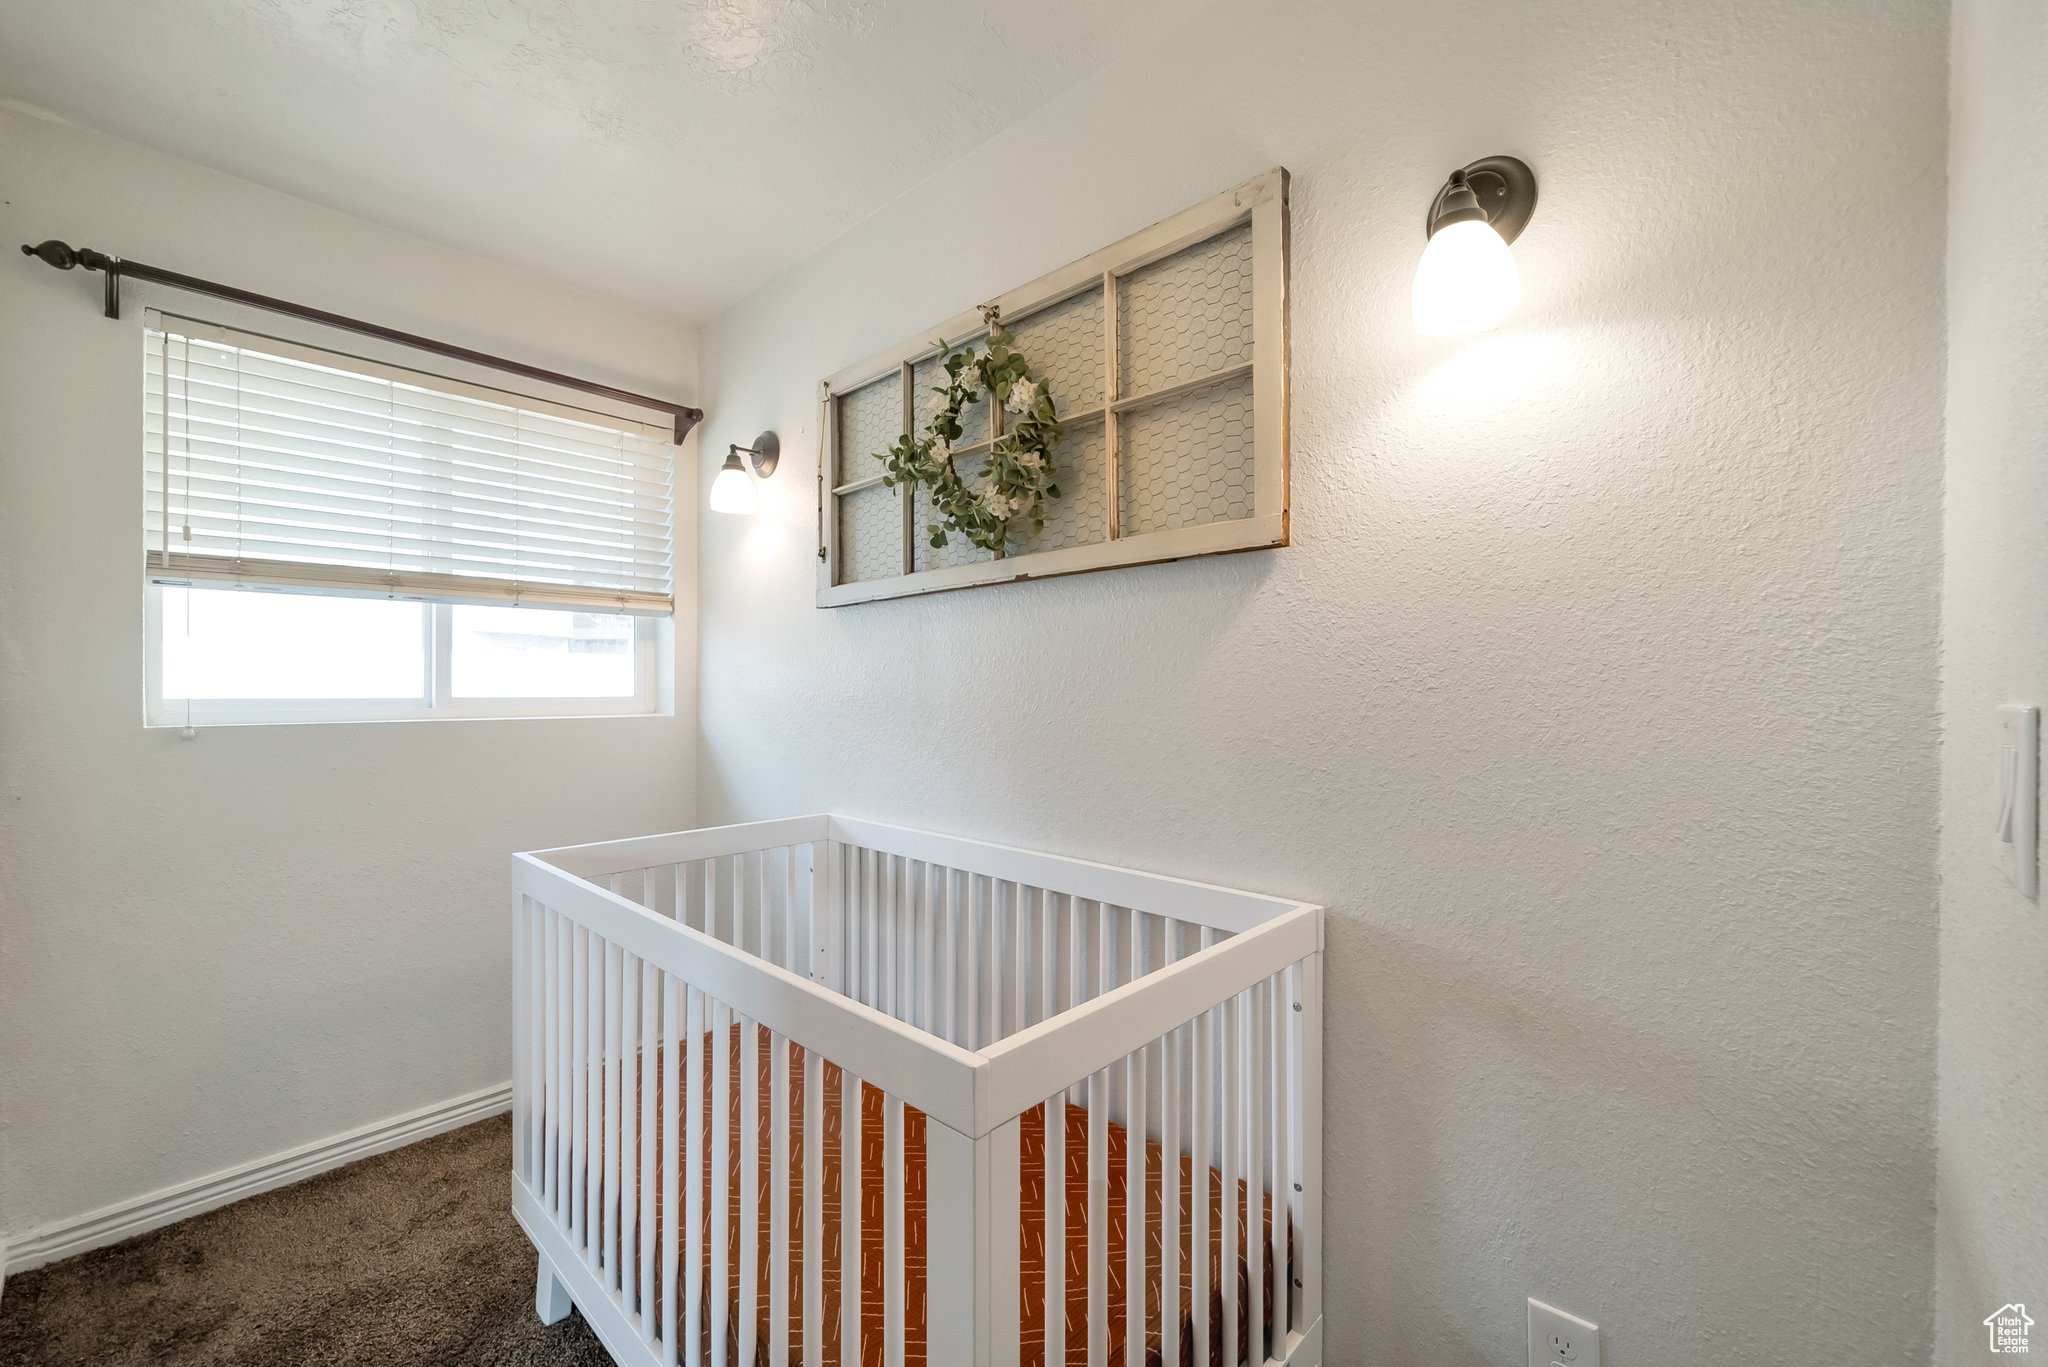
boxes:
[875,327,1065,556]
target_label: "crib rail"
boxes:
[514,815,1323,1367]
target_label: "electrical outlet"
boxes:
[1529,1298,1600,1367]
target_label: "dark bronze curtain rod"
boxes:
[19,239,703,444]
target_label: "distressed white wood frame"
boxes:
[817,168,1290,608]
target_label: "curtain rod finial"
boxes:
[22,239,80,269]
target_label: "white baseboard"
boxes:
[2,1081,512,1278]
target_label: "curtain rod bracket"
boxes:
[19,236,702,442]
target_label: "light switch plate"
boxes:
[1529,1298,1600,1367]
[1996,704,2039,899]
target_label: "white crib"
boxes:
[510,815,1323,1367]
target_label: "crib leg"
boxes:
[535,1253,573,1326]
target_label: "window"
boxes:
[147,587,656,725]
[142,314,672,725]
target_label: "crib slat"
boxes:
[984,878,1000,1040]
[902,856,917,1023]
[686,987,707,1367]
[983,878,1000,1048]
[1086,1066,1108,1367]
[734,853,749,952]
[532,903,548,1189]
[621,955,641,1312]
[731,854,746,952]
[840,1066,862,1367]
[585,929,603,1269]
[942,869,960,1047]
[607,944,625,1294]
[710,998,731,1367]
[917,863,935,1034]
[1160,1021,1181,1367]
[754,850,769,958]
[847,847,862,1006]
[569,927,584,1245]
[771,1031,791,1366]
[559,913,574,1225]
[883,1096,905,1367]
[586,930,603,1273]
[1011,883,1028,1038]
[1087,902,1111,1367]
[1261,971,1277,1344]
[711,856,723,939]
[881,854,897,1021]
[838,848,855,1000]
[519,898,532,1186]
[514,897,528,1184]
[782,846,798,974]
[1221,995,1240,1367]
[641,962,659,1339]
[1066,902,1085,1104]
[727,854,741,951]
[1128,1056,1150,1351]
[1247,981,1266,1364]
[1267,973,1288,1347]
[1038,893,1056,1033]
[1190,995,1211,1364]
[739,1016,760,1366]
[864,849,880,1010]
[843,850,857,1003]
[1043,1092,1065,1367]
[802,1044,824,1367]
[543,908,559,1215]
[662,978,682,1367]
[1125,1037,1147,1367]
[964,875,982,1050]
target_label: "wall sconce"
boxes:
[709,431,779,515]
[1412,155,1537,337]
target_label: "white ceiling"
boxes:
[0,0,1203,321]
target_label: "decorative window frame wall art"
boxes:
[817,168,1290,607]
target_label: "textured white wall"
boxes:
[0,109,697,1243]
[1938,0,2048,1359]
[697,1,1947,1362]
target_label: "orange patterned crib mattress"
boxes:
[585,1026,1290,1367]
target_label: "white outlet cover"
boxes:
[1529,1298,1600,1367]
[1996,704,2039,899]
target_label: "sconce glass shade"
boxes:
[708,454,757,515]
[1411,218,1521,338]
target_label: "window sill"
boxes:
[145,707,673,729]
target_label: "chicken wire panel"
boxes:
[1118,220,1254,399]
[1006,420,1109,558]
[913,454,993,573]
[1119,372,1255,537]
[837,482,903,583]
[913,352,990,455]
[835,371,904,486]
[1006,287,1105,414]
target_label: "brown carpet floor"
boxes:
[0,1115,612,1366]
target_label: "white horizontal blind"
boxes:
[144,316,675,614]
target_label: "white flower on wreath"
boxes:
[1016,449,1044,471]
[1004,378,1041,415]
